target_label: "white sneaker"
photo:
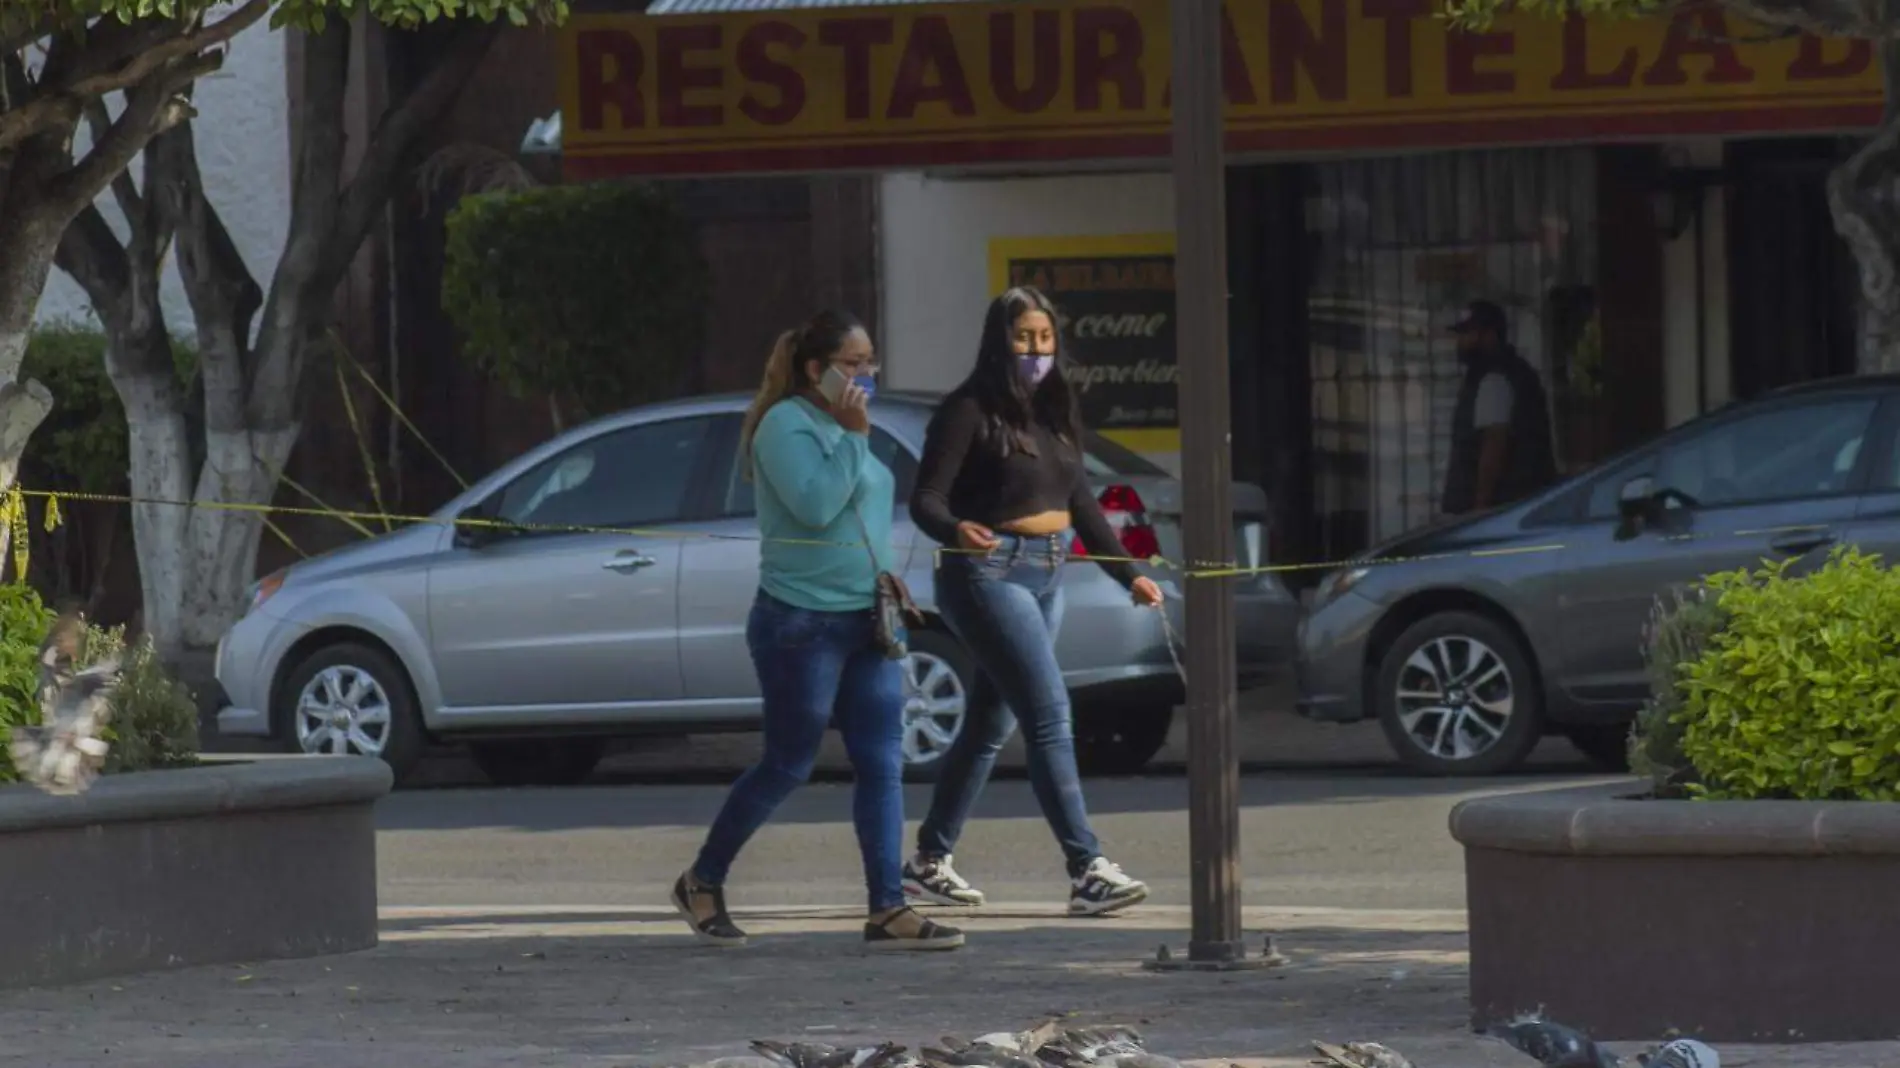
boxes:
[902,853,986,906]
[1068,857,1148,916]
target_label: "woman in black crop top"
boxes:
[901,286,1164,917]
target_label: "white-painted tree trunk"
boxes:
[0,376,55,575]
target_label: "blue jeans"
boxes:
[693,591,907,912]
[916,533,1102,878]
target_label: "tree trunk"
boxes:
[0,137,71,566]
[113,365,195,658]
[1830,43,1900,373]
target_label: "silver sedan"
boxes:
[213,391,1299,786]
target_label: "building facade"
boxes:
[572,0,1882,568]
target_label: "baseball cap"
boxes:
[1449,299,1508,337]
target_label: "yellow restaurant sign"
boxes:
[558,0,1881,177]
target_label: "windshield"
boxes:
[1082,431,1168,477]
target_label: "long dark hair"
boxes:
[738,308,865,474]
[952,286,1082,456]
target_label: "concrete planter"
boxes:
[0,756,390,989]
[1449,782,1900,1043]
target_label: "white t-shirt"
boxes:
[1473,373,1513,429]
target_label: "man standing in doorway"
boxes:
[1440,299,1558,517]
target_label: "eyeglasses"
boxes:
[834,360,881,376]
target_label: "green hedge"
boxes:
[1644,548,1900,801]
[441,181,712,419]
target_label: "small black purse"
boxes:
[851,506,922,659]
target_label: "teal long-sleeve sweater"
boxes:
[751,397,896,613]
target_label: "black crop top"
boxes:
[911,393,1139,587]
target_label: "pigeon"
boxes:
[1310,1040,1416,1068]
[1636,1040,1718,1068]
[1484,1014,1622,1068]
[1035,1027,1147,1064]
[10,623,121,796]
[752,1041,911,1068]
[921,1044,1044,1068]
[682,1058,786,1068]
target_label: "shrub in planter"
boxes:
[1628,582,1728,798]
[0,584,57,784]
[76,624,200,774]
[1671,547,1900,801]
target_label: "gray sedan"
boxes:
[1297,374,1900,776]
[214,390,1298,786]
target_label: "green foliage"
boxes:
[79,625,200,774]
[441,182,713,419]
[0,585,58,785]
[1630,582,1727,798]
[1442,0,1670,32]
[1673,548,1900,801]
[2,0,566,38]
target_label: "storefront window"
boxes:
[1304,147,1599,558]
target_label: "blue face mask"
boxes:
[1019,353,1056,384]
[852,373,878,401]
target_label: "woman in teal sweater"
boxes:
[672,310,964,953]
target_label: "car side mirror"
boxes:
[452,503,504,549]
[1617,474,1659,524]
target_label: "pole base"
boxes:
[1140,935,1290,972]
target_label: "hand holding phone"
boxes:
[819,366,870,434]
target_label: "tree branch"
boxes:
[83,98,146,237]
[320,21,502,287]
[149,120,261,432]
[49,51,220,218]
[53,204,133,334]
[0,0,269,153]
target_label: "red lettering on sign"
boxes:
[1446,27,1514,94]
[1073,7,1146,112]
[1644,8,1754,86]
[575,29,645,131]
[989,10,1061,113]
[1268,0,1347,103]
[819,18,895,120]
[656,24,723,127]
[737,21,806,125]
[1361,0,1428,98]
[1160,7,1256,107]
[1552,13,1636,90]
[1787,34,1870,80]
[889,15,977,118]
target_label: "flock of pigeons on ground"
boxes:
[678,1016,1720,1068]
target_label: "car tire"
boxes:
[276,642,425,783]
[469,739,608,788]
[900,629,976,783]
[1074,702,1173,777]
[1374,610,1543,777]
[1565,723,1633,772]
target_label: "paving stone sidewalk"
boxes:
[0,905,1891,1068]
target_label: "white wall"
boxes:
[879,170,1175,394]
[35,22,291,335]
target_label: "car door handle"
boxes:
[602,550,658,572]
[1769,529,1835,556]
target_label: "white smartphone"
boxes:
[818,364,853,406]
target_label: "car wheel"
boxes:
[469,739,608,788]
[900,630,974,783]
[1374,611,1543,776]
[1075,703,1173,777]
[1565,723,1633,772]
[277,642,424,782]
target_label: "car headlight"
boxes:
[248,571,286,614]
[1311,566,1369,610]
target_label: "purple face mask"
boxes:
[1019,353,1056,384]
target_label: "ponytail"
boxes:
[737,309,867,482]
[738,329,801,480]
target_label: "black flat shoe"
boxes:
[672,871,747,947]
[864,906,964,952]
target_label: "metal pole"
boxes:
[1170,0,1244,963]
